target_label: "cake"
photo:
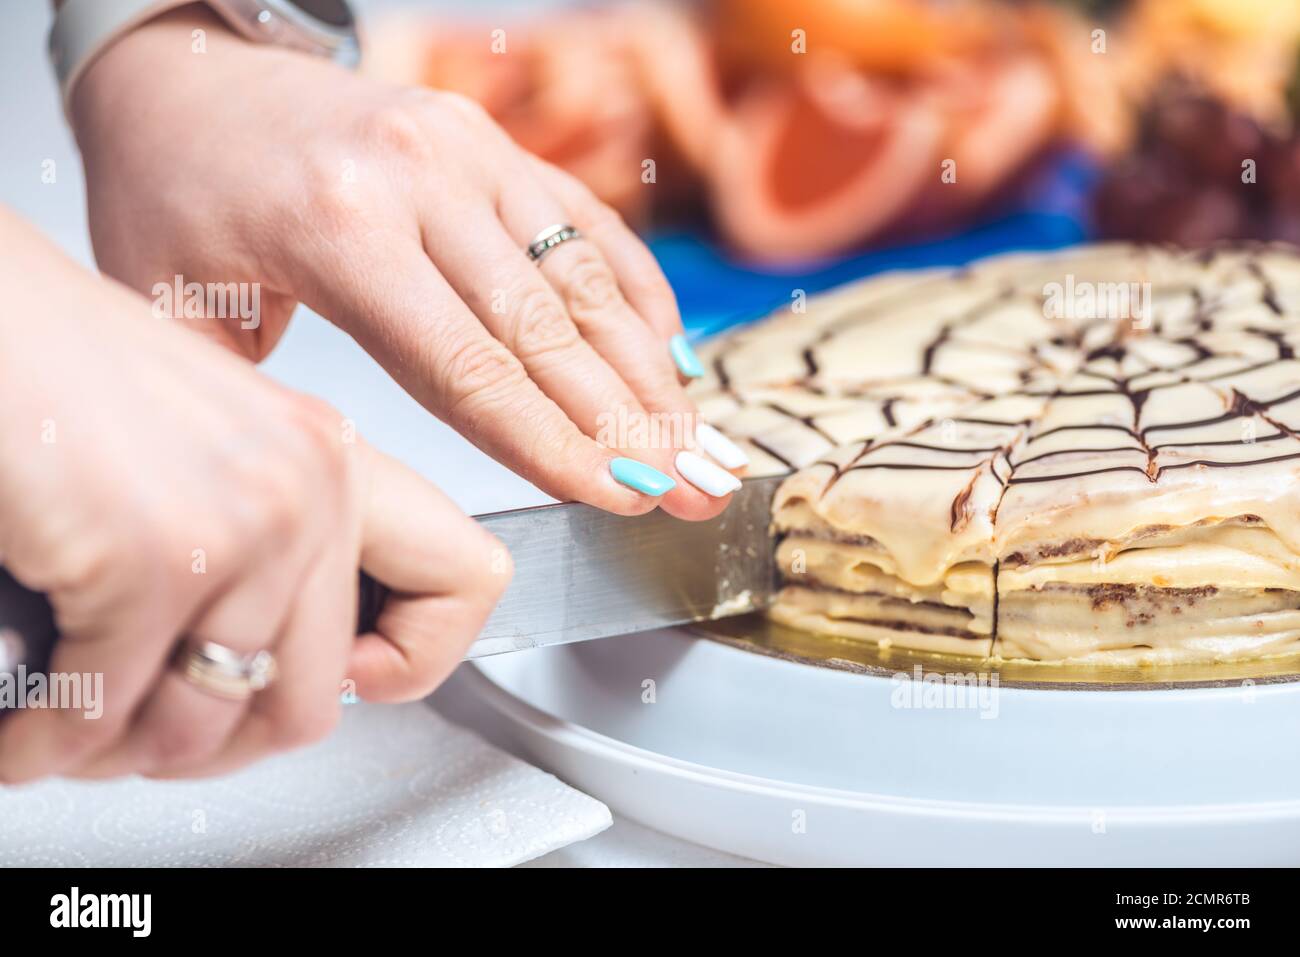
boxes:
[689,244,1300,664]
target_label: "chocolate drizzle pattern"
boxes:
[690,243,1300,495]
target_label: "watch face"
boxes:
[288,0,354,29]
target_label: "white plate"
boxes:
[458,629,1300,865]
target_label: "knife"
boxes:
[470,474,780,656]
[0,475,780,682]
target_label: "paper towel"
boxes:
[0,702,611,867]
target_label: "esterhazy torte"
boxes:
[689,243,1300,664]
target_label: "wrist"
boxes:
[68,4,245,142]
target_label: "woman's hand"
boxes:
[0,207,510,782]
[69,6,750,520]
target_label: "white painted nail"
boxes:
[695,423,749,469]
[675,451,743,497]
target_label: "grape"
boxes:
[1097,80,1289,245]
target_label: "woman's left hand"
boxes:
[69,6,748,521]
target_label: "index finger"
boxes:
[347,441,510,702]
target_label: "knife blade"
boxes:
[468,474,781,657]
[0,475,781,679]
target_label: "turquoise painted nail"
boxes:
[669,334,705,378]
[610,457,676,496]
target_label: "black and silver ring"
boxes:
[526,224,582,264]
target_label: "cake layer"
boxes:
[994,584,1300,663]
[775,536,994,632]
[771,585,992,658]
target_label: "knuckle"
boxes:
[538,158,590,200]
[229,453,310,544]
[292,147,379,239]
[301,160,370,239]
[434,90,491,126]
[41,506,190,619]
[160,516,237,588]
[507,289,580,359]
[121,510,196,591]
[440,336,529,422]
[218,394,348,546]
[359,102,434,161]
[561,251,623,314]
[40,527,120,598]
[586,201,627,234]
[280,392,348,476]
[255,468,309,536]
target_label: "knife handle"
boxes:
[0,566,58,681]
[0,565,388,702]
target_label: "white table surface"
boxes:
[1,0,753,867]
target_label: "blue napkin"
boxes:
[650,147,1100,337]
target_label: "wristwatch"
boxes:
[49,0,361,108]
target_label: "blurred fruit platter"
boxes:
[369,0,1300,319]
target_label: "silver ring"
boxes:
[175,640,278,702]
[526,224,582,263]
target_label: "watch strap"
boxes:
[49,0,196,110]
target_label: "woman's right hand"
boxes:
[0,207,510,783]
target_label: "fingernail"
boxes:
[695,423,749,469]
[675,451,742,497]
[669,334,705,379]
[610,457,676,496]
